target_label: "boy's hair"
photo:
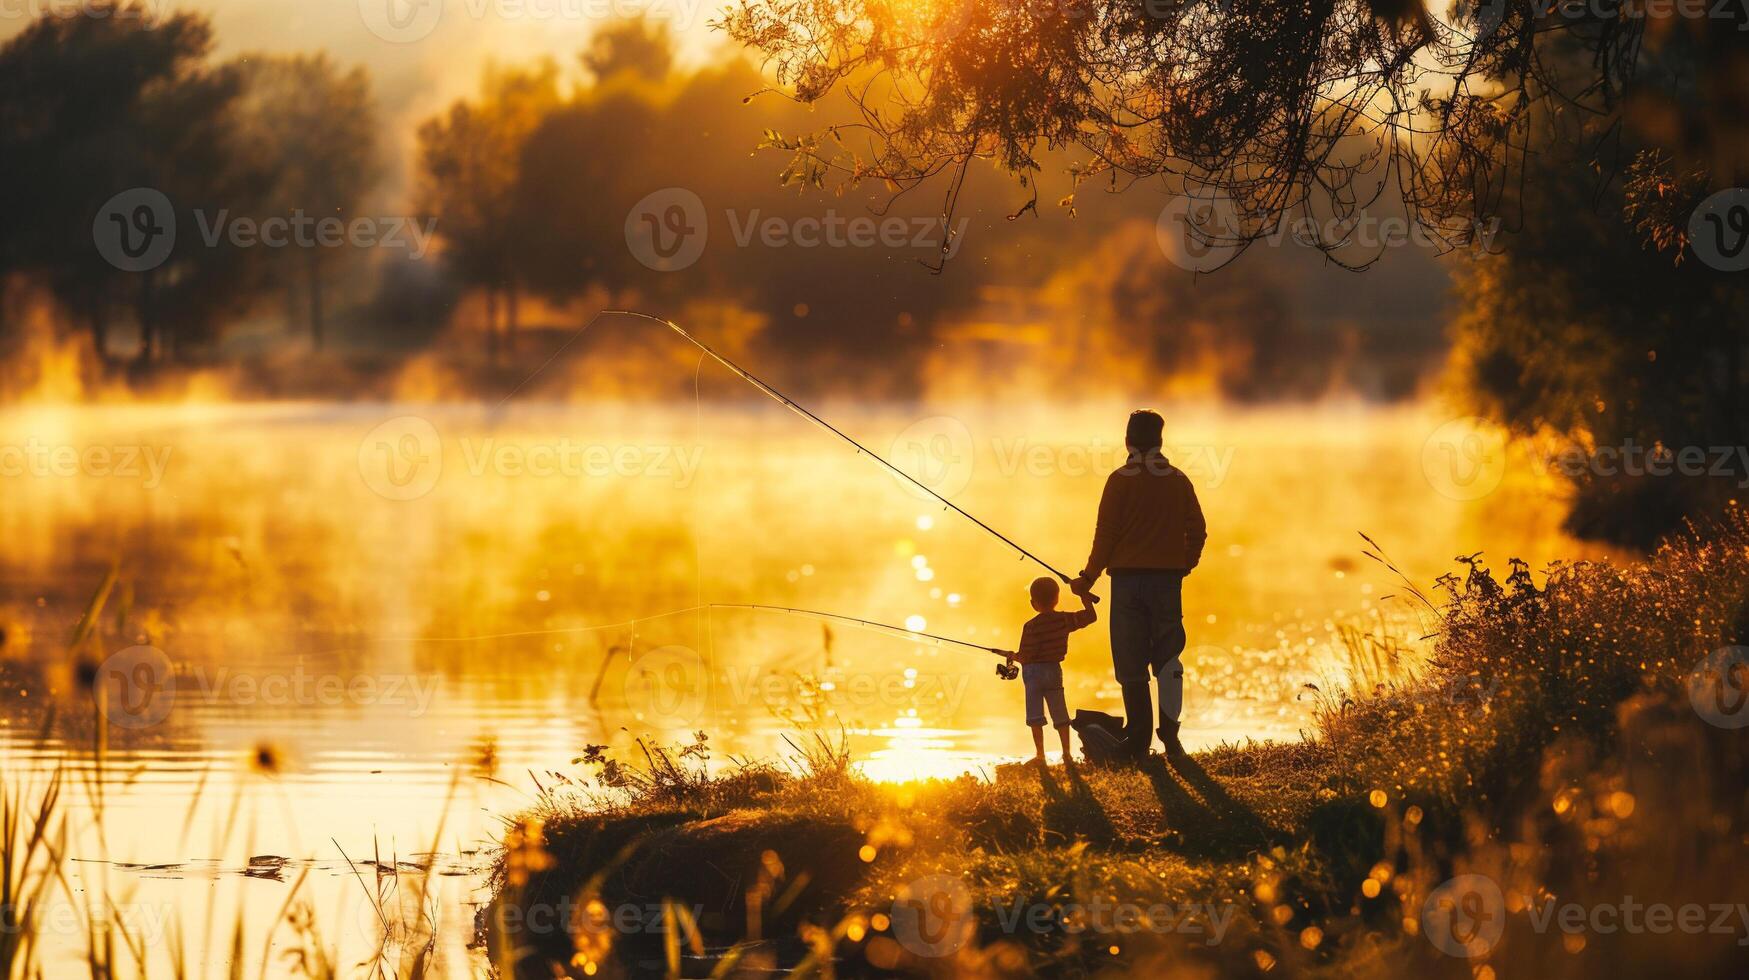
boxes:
[1029,576,1060,606]
[1126,409,1165,451]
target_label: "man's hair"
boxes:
[1126,410,1165,451]
[1029,576,1060,606]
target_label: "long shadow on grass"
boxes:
[1145,756,1281,858]
[1038,764,1118,847]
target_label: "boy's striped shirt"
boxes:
[1015,608,1097,664]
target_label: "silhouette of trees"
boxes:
[719,0,1747,268]
[583,17,674,84]
[1453,125,1749,547]
[0,5,384,365]
[415,63,562,357]
[231,53,380,351]
[0,4,268,362]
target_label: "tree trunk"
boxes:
[308,251,325,352]
[485,287,499,362]
[91,308,111,365]
[286,274,300,338]
[135,272,156,366]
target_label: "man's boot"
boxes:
[1158,719,1187,760]
[1120,682,1154,761]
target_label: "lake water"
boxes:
[0,398,1603,976]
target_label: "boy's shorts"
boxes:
[1021,662,1070,728]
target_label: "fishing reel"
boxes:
[996,661,1020,681]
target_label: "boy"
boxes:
[1008,576,1098,766]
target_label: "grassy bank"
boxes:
[490,509,1749,978]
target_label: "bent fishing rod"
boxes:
[598,309,1097,602]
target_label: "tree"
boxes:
[416,63,561,357]
[231,53,380,351]
[719,0,1748,266]
[582,17,674,84]
[1452,136,1749,548]
[0,3,270,363]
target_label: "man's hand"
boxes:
[1069,573,1096,598]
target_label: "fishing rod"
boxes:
[598,309,1097,602]
[710,602,1015,660]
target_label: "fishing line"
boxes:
[382,605,707,643]
[595,309,1096,600]
[379,602,1015,662]
[708,603,1014,658]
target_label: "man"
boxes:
[1071,410,1207,760]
